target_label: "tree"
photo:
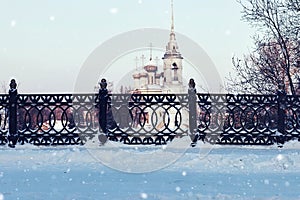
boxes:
[227,0,300,95]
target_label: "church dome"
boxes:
[139,72,147,77]
[132,69,141,79]
[133,73,140,79]
[144,58,157,72]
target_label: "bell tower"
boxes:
[162,0,183,92]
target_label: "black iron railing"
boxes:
[0,90,190,147]
[1,79,299,147]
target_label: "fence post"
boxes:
[188,79,198,146]
[98,79,108,143]
[276,87,286,145]
[8,79,18,148]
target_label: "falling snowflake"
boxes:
[10,20,16,27]
[285,181,290,187]
[277,154,283,161]
[264,179,270,185]
[0,193,4,200]
[49,16,55,21]
[109,8,118,14]
[225,29,231,36]
[175,186,181,192]
[140,192,148,199]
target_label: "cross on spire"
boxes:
[135,56,139,70]
[140,54,145,67]
[149,42,153,61]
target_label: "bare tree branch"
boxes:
[227,0,300,94]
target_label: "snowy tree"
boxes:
[227,0,300,94]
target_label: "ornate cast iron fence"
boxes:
[0,81,299,147]
[194,93,300,145]
[15,93,98,146]
[0,89,189,147]
[109,93,189,144]
[195,94,280,145]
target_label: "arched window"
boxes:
[172,62,178,69]
[172,63,178,81]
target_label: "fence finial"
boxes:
[9,79,17,91]
[188,78,197,95]
[100,78,107,89]
[189,78,195,89]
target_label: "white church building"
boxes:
[132,0,185,94]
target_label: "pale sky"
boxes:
[0,0,255,93]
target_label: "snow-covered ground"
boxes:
[1,137,300,200]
